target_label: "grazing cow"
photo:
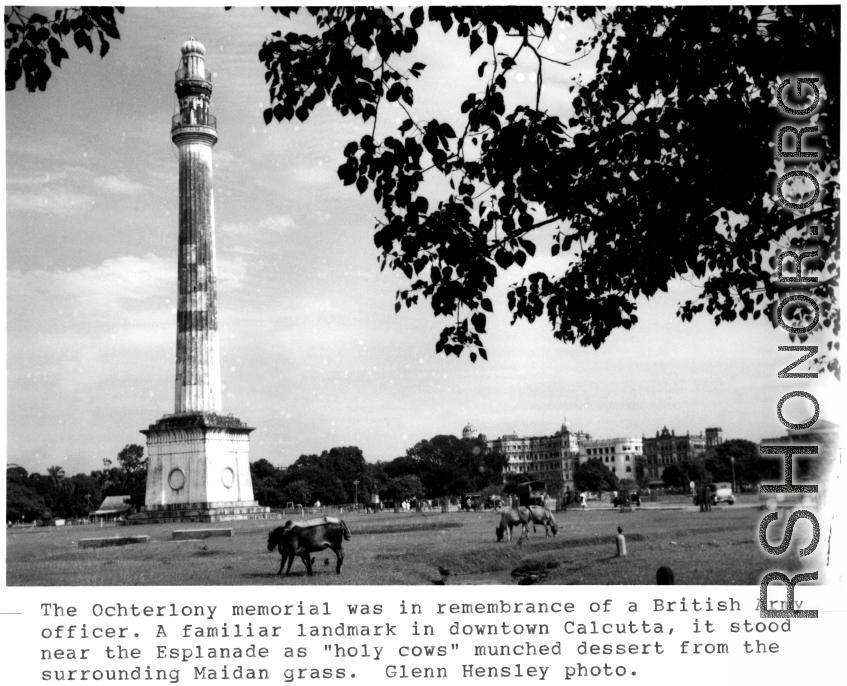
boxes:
[267,517,351,576]
[495,509,530,542]
[526,505,558,537]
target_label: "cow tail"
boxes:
[342,520,352,541]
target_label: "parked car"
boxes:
[613,490,642,507]
[693,482,735,506]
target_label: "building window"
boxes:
[625,466,632,472]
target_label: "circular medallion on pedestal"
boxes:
[168,468,186,491]
[221,467,235,489]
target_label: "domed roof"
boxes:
[462,422,478,438]
[181,37,205,56]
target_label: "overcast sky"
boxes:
[4,6,839,477]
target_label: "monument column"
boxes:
[125,39,278,524]
[172,38,222,414]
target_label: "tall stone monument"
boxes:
[127,39,276,524]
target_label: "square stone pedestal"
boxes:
[121,413,280,524]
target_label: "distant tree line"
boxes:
[658,439,828,491]
[6,444,146,524]
[10,434,815,522]
[250,435,508,507]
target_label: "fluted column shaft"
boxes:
[175,139,221,413]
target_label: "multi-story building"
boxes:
[642,427,708,482]
[705,427,724,448]
[483,419,590,493]
[579,437,643,481]
[468,419,722,490]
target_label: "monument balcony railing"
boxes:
[172,111,217,131]
[175,66,212,83]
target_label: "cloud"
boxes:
[7,251,250,391]
[217,254,250,291]
[6,166,145,213]
[93,175,147,194]
[5,189,95,214]
[221,215,297,237]
[6,173,54,186]
[8,254,174,332]
[290,161,337,186]
[213,150,241,171]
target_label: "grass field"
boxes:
[6,502,816,586]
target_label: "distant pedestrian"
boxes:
[580,492,587,509]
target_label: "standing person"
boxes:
[580,492,587,509]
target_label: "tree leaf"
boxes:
[469,29,482,54]
[386,82,403,102]
[73,29,93,53]
[410,7,424,29]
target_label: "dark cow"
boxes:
[267,516,351,576]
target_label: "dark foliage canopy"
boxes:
[573,456,619,492]
[661,458,711,489]
[5,6,123,91]
[117,443,146,474]
[5,443,146,522]
[403,434,508,497]
[703,438,799,485]
[259,6,839,372]
[7,470,48,522]
[251,446,367,506]
[383,474,426,502]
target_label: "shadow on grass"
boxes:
[425,532,649,577]
[353,521,464,535]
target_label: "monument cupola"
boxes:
[172,37,216,146]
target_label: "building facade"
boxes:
[642,427,708,482]
[468,419,723,490]
[579,437,643,481]
[485,419,590,493]
[705,427,724,448]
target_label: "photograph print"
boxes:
[5,5,840,586]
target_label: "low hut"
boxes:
[91,495,131,523]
